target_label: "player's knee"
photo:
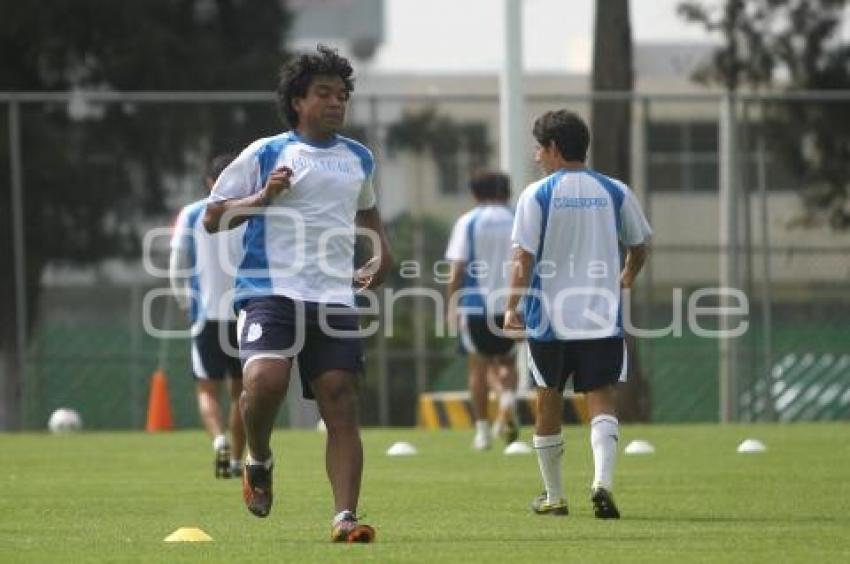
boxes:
[196,380,219,398]
[585,386,617,417]
[468,369,487,384]
[324,379,357,406]
[317,377,358,418]
[243,368,286,398]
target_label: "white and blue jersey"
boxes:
[445,204,515,315]
[209,131,377,308]
[512,169,652,341]
[170,199,246,327]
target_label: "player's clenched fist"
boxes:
[260,166,293,205]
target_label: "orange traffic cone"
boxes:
[146,369,174,431]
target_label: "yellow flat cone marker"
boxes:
[164,527,213,542]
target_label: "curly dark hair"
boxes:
[276,44,355,128]
[470,170,511,201]
[532,110,590,162]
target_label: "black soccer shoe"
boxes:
[215,445,231,479]
[242,462,273,518]
[502,417,519,445]
[591,487,620,519]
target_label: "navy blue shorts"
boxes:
[191,320,242,381]
[237,296,364,400]
[459,314,516,358]
[527,337,627,393]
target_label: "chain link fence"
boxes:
[2,91,848,429]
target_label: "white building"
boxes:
[346,44,850,291]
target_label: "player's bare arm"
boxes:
[203,166,293,233]
[503,246,534,335]
[353,206,394,290]
[620,243,648,289]
[168,245,191,311]
[445,260,466,331]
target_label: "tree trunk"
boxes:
[591,0,651,422]
[591,0,633,181]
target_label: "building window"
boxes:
[648,121,718,192]
[435,139,488,195]
[648,120,799,193]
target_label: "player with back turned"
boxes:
[504,110,651,519]
[445,171,520,450]
[169,153,246,479]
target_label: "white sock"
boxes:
[333,510,355,525]
[590,414,619,491]
[229,459,243,471]
[533,434,564,503]
[212,434,228,451]
[475,419,490,438]
[499,390,517,416]
[246,453,274,470]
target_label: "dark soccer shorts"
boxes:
[191,320,242,381]
[459,314,516,358]
[527,337,627,393]
[237,296,364,400]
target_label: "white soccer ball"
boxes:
[48,408,83,434]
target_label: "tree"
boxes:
[591,0,651,422]
[678,0,850,227]
[385,107,491,185]
[0,0,293,429]
[591,0,633,182]
[381,108,493,418]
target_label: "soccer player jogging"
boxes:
[445,171,520,450]
[503,111,651,519]
[203,46,392,542]
[169,153,246,479]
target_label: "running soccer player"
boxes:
[169,153,246,479]
[203,45,392,543]
[503,110,651,519]
[445,171,519,450]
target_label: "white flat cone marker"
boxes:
[503,440,533,455]
[737,438,767,454]
[386,441,417,456]
[164,527,213,542]
[624,439,655,455]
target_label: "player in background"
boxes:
[445,171,519,450]
[169,153,246,478]
[203,45,392,543]
[504,110,651,519]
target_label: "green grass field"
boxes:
[1,424,849,563]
